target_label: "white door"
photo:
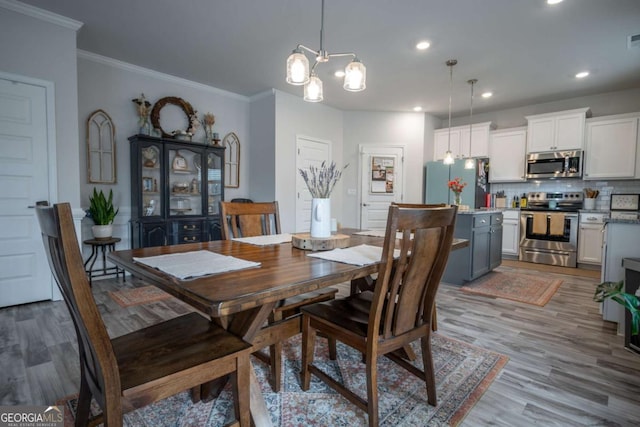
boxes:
[359,145,404,230]
[0,76,55,307]
[295,136,331,232]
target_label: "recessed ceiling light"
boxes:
[547,0,563,5]
[481,92,493,98]
[416,41,431,50]
[413,106,423,112]
[575,71,590,79]
[334,70,345,78]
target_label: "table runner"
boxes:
[307,244,399,266]
[232,233,292,246]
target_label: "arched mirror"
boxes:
[223,132,240,188]
[87,109,117,184]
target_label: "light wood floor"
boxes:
[1,262,639,426]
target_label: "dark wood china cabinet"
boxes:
[129,135,225,248]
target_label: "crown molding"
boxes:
[77,50,249,102]
[0,0,83,30]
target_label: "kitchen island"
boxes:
[442,209,503,285]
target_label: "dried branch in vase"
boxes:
[299,161,348,198]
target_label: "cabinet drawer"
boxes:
[491,214,503,225]
[473,214,491,228]
[178,221,202,232]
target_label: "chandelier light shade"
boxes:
[343,58,366,91]
[304,74,324,102]
[444,59,457,165]
[464,79,478,169]
[286,48,310,85]
[285,0,366,102]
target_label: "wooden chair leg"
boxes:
[300,315,316,391]
[235,353,251,427]
[269,342,282,392]
[365,351,379,427]
[421,335,437,406]
[74,371,92,427]
[328,336,337,360]
[431,302,438,331]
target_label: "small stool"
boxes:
[83,237,125,286]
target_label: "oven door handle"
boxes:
[521,213,578,219]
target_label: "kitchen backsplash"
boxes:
[490,179,640,211]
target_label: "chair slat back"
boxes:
[36,203,120,409]
[220,201,281,239]
[370,204,457,340]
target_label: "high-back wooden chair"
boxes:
[300,204,458,427]
[37,203,251,427]
[219,200,338,392]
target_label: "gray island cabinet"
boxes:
[443,210,503,285]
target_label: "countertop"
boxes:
[579,209,610,214]
[456,208,503,215]
[605,218,640,225]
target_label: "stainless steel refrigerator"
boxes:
[424,158,490,208]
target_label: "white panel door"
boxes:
[0,77,53,307]
[295,136,331,232]
[359,145,404,230]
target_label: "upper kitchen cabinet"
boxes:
[488,127,527,182]
[584,113,639,180]
[525,108,591,153]
[434,122,495,160]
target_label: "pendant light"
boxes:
[443,59,457,165]
[285,0,366,102]
[464,79,477,169]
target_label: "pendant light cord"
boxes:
[447,62,454,152]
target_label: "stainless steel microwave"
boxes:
[526,150,583,179]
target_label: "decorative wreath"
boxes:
[150,97,195,138]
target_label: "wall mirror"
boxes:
[87,109,117,184]
[223,132,240,188]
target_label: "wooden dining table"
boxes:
[107,230,468,426]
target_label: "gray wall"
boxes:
[0,7,81,206]
[248,90,276,202]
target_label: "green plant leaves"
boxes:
[89,188,119,225]
[594,280,640,336]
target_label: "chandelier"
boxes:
[443,59,457,165]
[285,0,366,102]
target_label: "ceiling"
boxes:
[14,0,640,118]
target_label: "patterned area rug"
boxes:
[461,271,563,306]
[59,334,508,426]
[108,285,171,307]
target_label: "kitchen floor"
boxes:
[1,262,638,426]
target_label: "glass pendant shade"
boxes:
[304,74,323,102]
[286,49,310,86]
[343,58,366,91]
[443,151,455,165]
[464,158,475,169]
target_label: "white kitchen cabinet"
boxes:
[526,108,590,153]
[584,113,639,180]
[578,212,607,265]
[434,122,494,160]
[501,209,520,256]
[488,127,527,182]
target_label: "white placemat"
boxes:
[307,244,400,266]
[232,233,292,246]
[133,250,260,280]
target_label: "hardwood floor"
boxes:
[1,263,639,426]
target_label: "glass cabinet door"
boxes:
[168,147,204,217]
[140,144,162,217]
[207,151,223,215]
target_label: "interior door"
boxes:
[359,146,404,230]
[295,136,330,232]
[0,76,54,307]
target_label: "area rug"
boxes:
[58,334,508,426]
[108,285,171,307]
[460,271,563,306]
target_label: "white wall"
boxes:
[0,6,81,206]
[449,87,640,129]
[342,111,425,228]
[275,90,344,232]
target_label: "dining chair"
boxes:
[37,203,252,427]
[300,204,458,427]
[220,200,338,392]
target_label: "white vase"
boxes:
[310,198,331,238]
[92,224,113,240]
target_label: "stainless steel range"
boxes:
[519,191,583,267]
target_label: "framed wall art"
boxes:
[223,132,240,188]
[86,109,117,184]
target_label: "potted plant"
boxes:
[88,188,119,240]
[594,281,640,336]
